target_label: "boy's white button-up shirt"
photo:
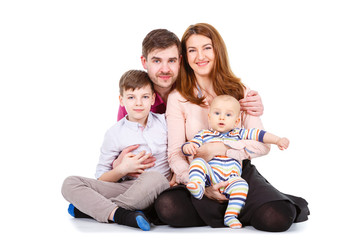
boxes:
[95,112,170,180]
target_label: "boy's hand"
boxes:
[277,137,290,150]
[183,143,198,156]
[112,144,140,168]
[239,90,264,117]
[113,145,156,177]
[115,150,155,177]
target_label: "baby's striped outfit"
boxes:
[184,128,266,229]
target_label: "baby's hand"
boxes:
[277,137,290,150]
[183,143,199,156]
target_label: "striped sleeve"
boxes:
[189,129,207,147]
[236,128,267,143]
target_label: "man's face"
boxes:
[141,45,180,92]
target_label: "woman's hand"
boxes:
[169,172,178,187]
[239,90,264,117]
[204,182,229,203]
[195,142,229,162]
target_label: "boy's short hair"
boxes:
[119,70,154,96]
[142,29,181,59]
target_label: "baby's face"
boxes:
[208,98,240,133]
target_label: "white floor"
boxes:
[65,215,310,240]
[52,206,316,240]
[59,215,359,240]
[4,201,357,240]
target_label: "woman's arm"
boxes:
[166,92,191,184]
[226,113,271,160]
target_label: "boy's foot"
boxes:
[67,204,92,219]
[113,208,151,231]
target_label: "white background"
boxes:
[1,0,359,239]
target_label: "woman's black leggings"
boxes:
[154,186,297,232]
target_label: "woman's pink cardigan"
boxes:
[166,88,270,184]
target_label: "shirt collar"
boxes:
[154,92,165,107]
[210,128,233,136]
[123,112,154,131]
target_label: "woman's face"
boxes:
[186,34,215,78]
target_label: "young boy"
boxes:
[62,70,170,231]
[182,95,289,229]
[96,70,170,182]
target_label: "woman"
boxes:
[155,23,309,232]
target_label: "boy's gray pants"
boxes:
[61,171,169,223]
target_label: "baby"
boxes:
[183,95,289,229]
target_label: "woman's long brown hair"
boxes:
[177,23,246,106]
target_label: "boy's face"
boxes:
[141,45,180,92]
[119,84,155,126]
[208,99,240,133]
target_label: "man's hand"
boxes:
[195,142,229,162]
[204,182,228,203]
[239,90,264,117]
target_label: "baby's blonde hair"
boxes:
[211,95,241,116]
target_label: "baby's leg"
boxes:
[187,158,212,199]
[223,177,249,229]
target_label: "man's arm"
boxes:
[239,90,264,117]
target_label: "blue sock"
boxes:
[113,208,151,231]
[67,203,92,218]
[68,203,75,217]
[135,211,151,231]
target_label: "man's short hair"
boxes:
[142,29,181,59]
[119,70,154,96]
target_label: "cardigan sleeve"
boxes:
[226,111,271,160]
[166,92,191,184]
